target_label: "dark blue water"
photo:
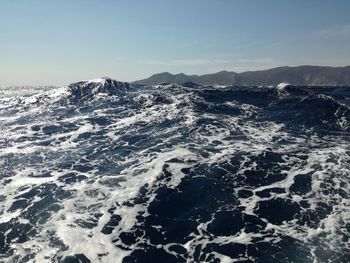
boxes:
[0,79,349,262]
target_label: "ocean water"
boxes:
[0,79,349,262]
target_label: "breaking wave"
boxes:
[0,80,349,262]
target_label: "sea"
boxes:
[0,79,349,262]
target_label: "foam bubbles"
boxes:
[0,83,349,262]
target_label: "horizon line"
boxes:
[2,64,350,87]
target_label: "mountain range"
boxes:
[133,65,350,86]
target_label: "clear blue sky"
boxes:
[1,0,350,85]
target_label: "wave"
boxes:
[0,80,349,262]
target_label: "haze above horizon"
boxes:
[1,0,350,86]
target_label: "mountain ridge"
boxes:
[133,65,350,86]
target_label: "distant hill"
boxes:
[133,66,350,86]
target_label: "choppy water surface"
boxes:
[0,79,349,262]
